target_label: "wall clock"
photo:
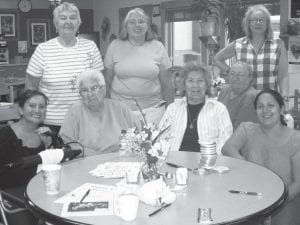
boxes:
[18,0,32,13]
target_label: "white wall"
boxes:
[92,0,172,54]
[0,0,93,9]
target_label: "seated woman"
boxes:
[218,61,258,130]
[60,69,137,156]
[0,90,52,194]
[222,89,300,225]
[159,63,233,154]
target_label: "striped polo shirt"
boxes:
[235,37,282,91]
[27,37,104,126]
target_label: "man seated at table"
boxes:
[218,61,258,130]
[60,69,137,156]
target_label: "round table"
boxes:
[25,151,287,225]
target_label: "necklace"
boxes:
[187,107,198,129]
[187,103,204,129]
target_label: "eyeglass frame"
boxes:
[249,18,266,24]
[79,85,105,96]
[127,19,147,27]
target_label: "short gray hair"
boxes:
[53,2,81,31]
[77,70,105,89]
[242,4,273,40]
[119,8,154,41]
[230,61,253,77]
[182,63,212,96]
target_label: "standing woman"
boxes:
[104,8,173,125]
[222,89,300,225]
[26,2,104,133]
[214,5,289,102]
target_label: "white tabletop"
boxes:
[25,151,287,225]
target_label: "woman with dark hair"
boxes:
[0,90,52,192]
[159,63,232,153]
[222,89,300,224]
[104,8,173,125]
[214,5,289,103]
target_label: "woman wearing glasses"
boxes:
[60,70,136,156]
[104,8,173,125]
[214,5,289,104]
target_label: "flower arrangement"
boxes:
[122,100,171,181]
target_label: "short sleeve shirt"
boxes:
[235,37,282,91]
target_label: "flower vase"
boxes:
[141,162,159,182]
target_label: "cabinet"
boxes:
[0,64,27,79]
[0,64,26,102]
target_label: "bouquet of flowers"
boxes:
[122,101,171,181]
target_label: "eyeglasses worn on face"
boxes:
[250,18,266,24]
[80,85,104,96]
[127,19,147,26]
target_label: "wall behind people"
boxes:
[93,0,174,54]
[0,0,94,61]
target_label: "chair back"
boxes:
[0,82,9,97]
[0,190,38,225]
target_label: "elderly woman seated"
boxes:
[222,89,300,225]
[218,61,258,130]
[60,69,136,156]
[159,63,233,154]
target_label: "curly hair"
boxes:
[182,62,212,96]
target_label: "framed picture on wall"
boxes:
[0,14,15,37]
[27,19,50,48]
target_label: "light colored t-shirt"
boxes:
[104,39,171,110]
[59,99,136,156]
[26,37,104,126]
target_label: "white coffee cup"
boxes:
[126,168,140,184]
[115,194,139,221]
[41,164,62,195]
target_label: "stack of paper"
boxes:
[56,183,117,217]
[89,162,142,178]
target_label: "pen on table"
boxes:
[148,203,171,217]
[166,162,192,171]
[80,189,91,203]
[228,189,262,196]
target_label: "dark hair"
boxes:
[19,90,49,108]
[182,62,212,96]
[254,89,287,126]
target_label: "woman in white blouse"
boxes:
[159,63,233,154]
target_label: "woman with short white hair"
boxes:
[60,70,136,155]
[26,2,103,133]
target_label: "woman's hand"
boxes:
[37,127,52,149]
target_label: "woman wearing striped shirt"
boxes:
[25,2,103,133]
[159,63,233,154]
[214,5,289,105]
